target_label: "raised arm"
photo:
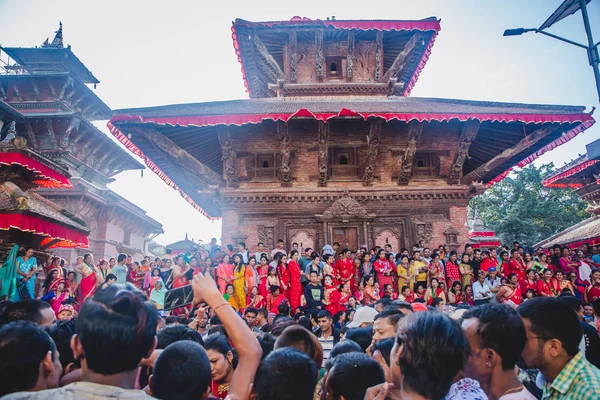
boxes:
[192,273,262,400]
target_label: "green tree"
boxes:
[469,163,589,246]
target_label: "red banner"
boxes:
[0,213,88,248]
[0,152,71,189]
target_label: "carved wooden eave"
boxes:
[448,120,480,184]
[315,193,376,223]
[461,124,560,185]
[268,81,404,97]
[398,120,424,185]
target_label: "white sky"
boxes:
[0,0,599,246]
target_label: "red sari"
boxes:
[536,279,556,297]
[426,287,444,306]
[79,263,97,301]
[374,259,393,289]
[216,263,234,294]
[277,263,291,299]
[287,260,302,312]
[445,261,461,289]
[257,265,269,298]
[324,285,342,315]
[336,258,355,291]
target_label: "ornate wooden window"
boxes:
[123,228,132,246]
[326,56,343,79]
[413,152,440,178]
[329,147,359,179]
[252,152,280,180]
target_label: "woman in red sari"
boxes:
[521,269,537,295]
[374,249,393,290]
[362,275,380,306]
[247,286,265,309]
[536,268,557,297]
[323,275,342,315]
[257,254,270,299]
[425,278,446,306]
[216,254,234,294]
[287,250,302,313]
[276,253,291,300]
[445,251,461,289]
[339,283,351,310]
[75,254,97,302]
[496,273,523,309]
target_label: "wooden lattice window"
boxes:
[329,147,359,178]
[413,152,440,178]
[326,56,343,79]
[253,153,280,180]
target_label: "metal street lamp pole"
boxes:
[504,0,600,103]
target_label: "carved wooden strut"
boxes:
[277,121,292,184]
[217,126,240,187]
[362,119,383,186]
[381,33,422,83]
[318,121,329,187]
[398,121,424,185]
[316,30,324,81]
[447,120,480,184]
[289,31,297,82]
[347,31,354,80]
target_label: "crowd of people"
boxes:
[0,238,599,400]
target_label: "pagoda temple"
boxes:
[535,138,600,249]
[108,17,595,251]
[0,100,88,256]
[0,23,163,263]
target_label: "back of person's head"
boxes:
[274,325,323,367]
[117,253,127,263]
[372,337,395,366]
[375,309,403,325]
[151,340,210,400]
[277,302,290,316]
[557,293,583,315]
[165,316,179,326]
[157,324,204,349]
[297,316,312,331]
[254,348,318,400]
[45,318,78,373]
[344,327,373,352]
[257,333,276,360]
[517,297,582,357]
[77,284,157,375]
[329,339,362,359]
[462,304,525,370]
[207,325,228,337]
[0,300,53,326]
[389,301,413,313]
[0,321,60,396]
[394,312,469,400]
[327,352,385,400]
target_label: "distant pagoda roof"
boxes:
[543,138,600,188]
[232,16,441,98]
[534,215,600,249]
[109,96,595,218]
[469,215,501,248]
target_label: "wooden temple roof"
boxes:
[534,215,600,249]
[232,17,440,98]
[109,97,595,218]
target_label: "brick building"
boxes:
[108,17,594,253]
[0,24,163,264]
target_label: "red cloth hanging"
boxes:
[0,213,88,248]
[0,152,72,188]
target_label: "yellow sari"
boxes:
[233,265,247,309]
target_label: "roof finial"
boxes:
[185,232,188,240]
[42,22,64,48]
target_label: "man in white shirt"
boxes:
[254,242,267,261]
[485,267,502,304]
[473,270,492,306]
[271,240,286,259]
[237,242,249,264]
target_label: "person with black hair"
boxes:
[253,348,318,400]
[557,294,600,369]
[389,300,413,314]
[0,299,55,326]
[256,307,270,332]
[329,339,362,359]
[344,327,374,352]
[44,318,79,377]
[190,272,262,400]
[326,352,385,400]
[5,284,156,399]
[156,324,204,349]
[274,324,323,368]
[389,312,469,400]
[518,297,600,399]
[461,304,536,399]
[257,333,276,360]
[373,309,402,342]
[0,321,62,397]
[165,316,179,326]
[371,337,395,383]
[150,341,211,400]
[277,302,290,317]
[304,270,324,310]
[244,307,261,332]
[314,309,340,365]
[112,253,128,284]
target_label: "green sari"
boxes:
[0,245,19,301]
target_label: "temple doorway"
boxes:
[332,227,358,250]
[375,229,401,252]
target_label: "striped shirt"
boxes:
[537,352,600,399]
[318,333,335,366]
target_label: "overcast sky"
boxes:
[1,0,598,246]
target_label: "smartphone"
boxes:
[164,284,194,311]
